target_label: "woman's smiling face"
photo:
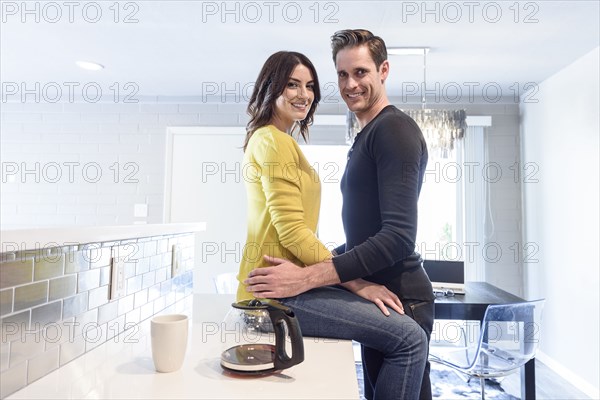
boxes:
[272,64,315,131]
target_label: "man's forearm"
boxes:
[305,259,341,289]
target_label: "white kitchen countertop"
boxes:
[8,294,360,399]
[0,223,207,252]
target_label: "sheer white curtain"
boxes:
[460,125,487,281]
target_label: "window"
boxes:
[300,145,347,248]
[416,151,461,261]
[301,144,463,259]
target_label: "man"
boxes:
[245,29,434,400]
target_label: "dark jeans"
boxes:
[280,286,428,400]
[362,300,435,400]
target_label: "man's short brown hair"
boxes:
[331,29,388,69]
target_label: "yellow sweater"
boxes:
[237,125,332,301]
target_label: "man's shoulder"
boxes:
[368,106,423,138]
[375,106,418,126]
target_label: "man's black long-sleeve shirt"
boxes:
[332,105,434,301]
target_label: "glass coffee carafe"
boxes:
[220,299,304,374]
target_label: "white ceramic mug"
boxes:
[150,314,189,373]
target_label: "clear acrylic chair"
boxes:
[429,299,545,399]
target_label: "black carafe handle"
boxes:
[266,306,304,370]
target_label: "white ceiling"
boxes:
[1,1,599,100]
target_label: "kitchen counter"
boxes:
[0,223,206,253]
[7,294,360,399]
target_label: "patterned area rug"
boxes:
[355,361,519,399]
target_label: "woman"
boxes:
[237,51,331,301]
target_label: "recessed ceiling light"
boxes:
[76,61,104,71]
[387,47,430,56]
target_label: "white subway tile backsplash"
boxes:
[62,103,101,113]
[60,123,100,134]
[2,113,43,123]
[81,132,120,144]
[125,307,140,326]
[0,193,39,206]
[148,284,161,302]
[84,322,108,352]
[0,361,27,398]
[19,183,59,194]
[0,342,9,372]
[10,334,45,366]
[14,281,48,311]
[80,113,120,123]
[16,204,58,215]
[49,276,77,301]
[97,301,119,326]
[59,335,86,366]
[59,143,100,154]
[0,122,24,133]
[1,103,26,112]
[158,113,199,124]
[27,346,59,383]
[1,133,39,144]
[119,113,158,124]
[126,275,142,295]
[1,310,31,343]
[141,125,167,135]
[32,133,78,143]
[140,302,154,321]
[73,309,98,339]
[65,250,90,274]
[75,215,119,226]
[153,296,166,313]
[216,103,247,113]
[57,204,98,215]
[31,301,62,328]
[142,272,155,289]
[98,143,140,156]
[63,293,88,319]
[0,260,33,289]
[99,123,140,133]
[198,113,240,125]
[178,104,219,114]
[0,290,13,316]
[155,267,168,284]
[140,104,179,113]
[77,194,117,205]
[133,289,148,309]
[91,248,112,269]
[77,269,100,293]
[0,143,23,156]
[118,133,151,145]
[101,103,140,113]
[43,113,81,123]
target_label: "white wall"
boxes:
[0,100,352,229]
[521,47,600,397]
[0,101,246,228]
[1,98,524,296]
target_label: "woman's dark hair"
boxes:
[243,51,321,151]
[331,29,388,70]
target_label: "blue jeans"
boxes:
[279,286,428,400]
